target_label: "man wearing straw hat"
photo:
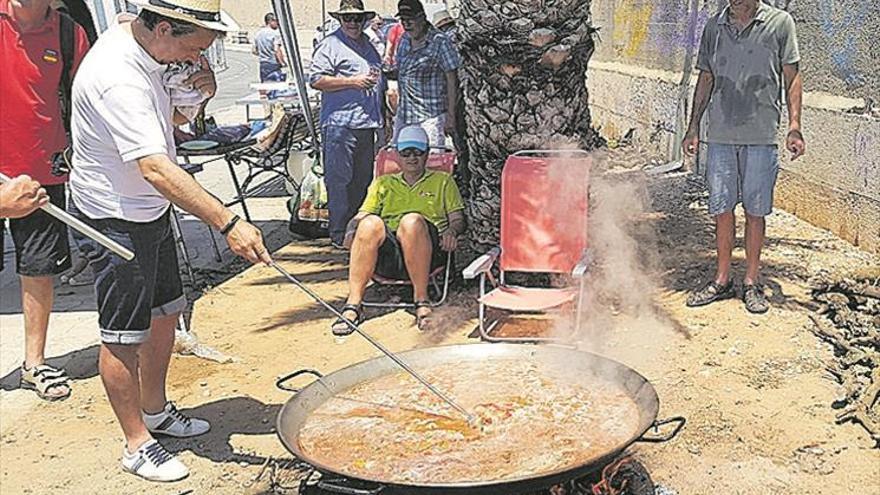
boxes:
[67,0,271,481]
[309,0,384,249]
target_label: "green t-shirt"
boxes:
[360,170,465,231]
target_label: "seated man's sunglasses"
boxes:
[399,148,427,157]
[341,14,366,23]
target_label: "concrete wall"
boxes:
[587,0,880,253]
[591,0,878,101]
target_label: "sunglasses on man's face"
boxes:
[341,14,365,23]
[400,16,424,26]
[399,148,426,158]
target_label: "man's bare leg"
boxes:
[396,213,432,303]
[743,213,765,285]
[100,343,152,452]
[21,275,53,368]
[714,211,735,285]
[346,215,386,309]
[139,312,178,414]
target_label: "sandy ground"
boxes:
[1,150,878,494]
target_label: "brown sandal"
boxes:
[20,363,71,401]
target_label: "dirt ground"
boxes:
[1,150,878,494]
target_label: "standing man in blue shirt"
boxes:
[253,12,285,82]
[394,0,461,148]
[309,0,384,248]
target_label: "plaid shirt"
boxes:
[396,28,461,125]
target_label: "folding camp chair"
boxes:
[173,105,318,273]
[223,107,320,221]
[463,150,592,343]
[176,105,318,222]
[362,147,457,309]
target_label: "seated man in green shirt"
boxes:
[333,125,465,335]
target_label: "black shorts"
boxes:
[69,201,185,345]
[375,222,447,280]
[0,184,70,276]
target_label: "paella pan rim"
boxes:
[276,343,661,492]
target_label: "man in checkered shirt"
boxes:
[393,0,461,148]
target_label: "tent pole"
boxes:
[272,0,320,152]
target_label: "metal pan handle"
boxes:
[637,416,686,443]
[275,369,323,393]
[316,480,384,495]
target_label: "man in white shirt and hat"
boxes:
[68,0,271,482]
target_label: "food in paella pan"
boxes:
[297,359,642,484]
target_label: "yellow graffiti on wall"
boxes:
[612,0,654,58]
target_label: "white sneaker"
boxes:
[121,440,189,482]
[143,401,210,438]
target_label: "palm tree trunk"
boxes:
[457,0,603,254]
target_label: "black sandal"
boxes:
[743,283,769,314]
[331,304,363,337]
[686,280,735,307]
[414,300,433,331]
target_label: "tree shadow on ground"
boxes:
[249,268,447,333]
[0,344,99,391]
[250,268,349,286]
[164,396,282,466]
[273,250,347,266]
[250,295,403,334]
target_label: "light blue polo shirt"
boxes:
[309,29,384,130]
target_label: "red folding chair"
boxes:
[362,147,457,309]
[463,150,592,342]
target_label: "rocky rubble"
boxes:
[809,268,880,446]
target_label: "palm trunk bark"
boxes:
[457,0,602,254]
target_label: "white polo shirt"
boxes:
[69,24,175,222]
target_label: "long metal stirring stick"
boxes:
[269,261,476,424]
[0,172,135,261]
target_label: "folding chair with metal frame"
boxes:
[361,146,458,309]
[463,149,593,343]
[176,106,319,221]
[223,108,320,222]
[173,106,318,277]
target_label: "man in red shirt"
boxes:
[0,0,89,401]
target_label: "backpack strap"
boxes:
[58,10,75,136]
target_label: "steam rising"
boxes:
[552,150,678,350]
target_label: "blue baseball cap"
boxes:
[396,125,429,152]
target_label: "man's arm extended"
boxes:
[0,175,48,219]
[137,154,271,264]
[682,70,715,156]
[783,63,805,160]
